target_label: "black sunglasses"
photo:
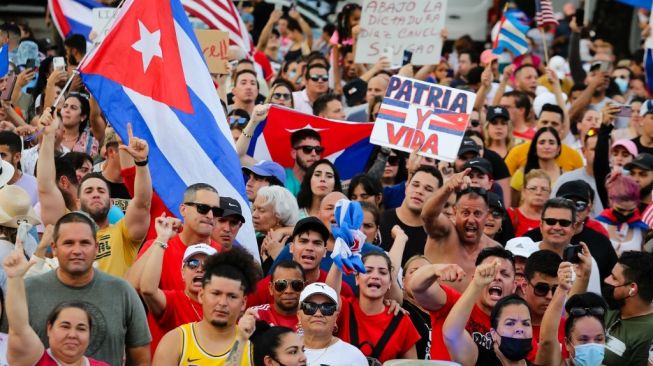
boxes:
[569,307,605,318]
[300,301,337,316]
[309,74,329,82]
[184,258,206,270]
[274,279,305,292]
[490,210,503,219]
[574,200,588,212]
[272,92,292,100]
[295,145,325,154]
[470,119,480,127]
[387,155,399,166]
[542,218,573,227]
[184,202,224,217]
[531,282,558,297]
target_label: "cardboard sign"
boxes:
[195,30,229,74]
[355,0,447,66]
[370,76,475,162]
[91,8,118,43]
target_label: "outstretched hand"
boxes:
[119,123,149,163]
[3,235,34,279]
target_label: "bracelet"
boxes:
[154,240,168,249]
[242,130,253,139]
[135,158,148,166]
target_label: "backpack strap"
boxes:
[370,311,404,359]
[348,301,359,347]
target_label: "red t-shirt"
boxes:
[585,218,609,238]
[428,285,491,361]
[336,296,421,363]
[36,351,108,365]
[513,128,535,141]
[508,208,541,237]
[528,319,568,362]
[246,270,354,308]
[249,303,299,330]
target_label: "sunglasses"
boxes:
[542,218,573,227]
[273,279,305,292]
[531,282,558,297]
[300,301,337,316]
[184,258,206,270]
[573,200,588,212]
[470,119,480,127]
[184,202,224,217]
[309,74,329,82]
[295,145,325,154]
[490,210,503,219]
[387,155,399,166]
[272,92,292,100]
[229,116,248,126]
[569,306,606,318]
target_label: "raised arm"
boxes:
[388,225,408,303]
[36,111,68,226]
[290,9,313,50]
[474,64,493,111]
[120,123,152,241]
[256,10,283,52]
[545,68,570,139]
[88,95,107,143]
[492,65,514,106]
[443,259,500,366]
[43,70,68,112]
[421,168,471,238]
[569,242,592,297]
[409,263,465,311]
[139,214,177,317]
[226,308,258,366]
[235,104,268,166]
[5,235,44,366]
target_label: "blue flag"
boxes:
[0,43,8,77]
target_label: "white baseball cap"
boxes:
[299,282,339,305]
[182,243,218,262]
[505,237,538,259]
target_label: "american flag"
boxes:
[535,0,559,27]
[181,0,254,54]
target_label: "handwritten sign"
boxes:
[370,76,475,161]
[355,0,447,66]
[195,30,229,74]
[91,8,118,43]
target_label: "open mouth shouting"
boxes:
[488,284,503,301]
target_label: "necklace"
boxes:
[185,291,202,321]
[308,337,337,364]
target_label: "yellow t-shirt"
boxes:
[95,218,141,278]
[178,322,252,366]
[505,143,583,175]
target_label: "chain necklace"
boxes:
[185,291,202,321]
[308,336,337,364]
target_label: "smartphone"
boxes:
[382,46,394,67]
[275,2,282,10]
[563,245,582,264]
[402,50,413,66]
[616,104,632,118]
[599,61,609,73]
[24,58,36,70]
[0,74,16,101]
[53,56,66,71]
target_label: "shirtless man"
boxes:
[422,168,499,292]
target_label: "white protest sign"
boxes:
[355,0,447,66]
[370,75,475,162]
[91,8,118,43]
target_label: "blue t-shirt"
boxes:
[383,181,406,210]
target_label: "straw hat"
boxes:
[0,185,40,228]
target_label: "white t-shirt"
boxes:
[305,338,368,366]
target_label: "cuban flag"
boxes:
[492,8,530,56]
[377,97,468,137]
[246,106,375,180]
[48,0,105,41]
[78,0,258,259]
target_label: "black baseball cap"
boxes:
[291,217,330,242]
[486,106,510,122]
[219,197,245,223]
[625,153,653,172]
[555,180,591,202]
[343,78,367,107]
[458,137,480,156]
[463,157,493,177]
[487,191,504,214]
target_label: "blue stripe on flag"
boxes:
[246,120,266,157]
[377,114,405,123]
[0,43,8,77]
[645,49,653,94]
[333,138,376,180]
[74,0,103,8]
[616,0,652,8]
[427,125,466,136]
[382,98,410,108]
[171,0,204,60]
[65,17,93,38]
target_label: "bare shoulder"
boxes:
[481,235,501,248]
[153,327,182,363]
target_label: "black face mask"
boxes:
[602,283,626,310]
[498,335,533,361]
[613,210,634,223]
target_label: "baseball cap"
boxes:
[548,55,569,80]
[458,137,480,156]
[291,216,330,242]
[182,243,218,262]
[463,157,493,176]
[480,49,499,66]
[639,100,653,117]
[299,282,339,305]
[611,139,638,157]
[625,153,653,172]
[343,78,367,107]
[487,191,504,214]
[242,160,286,186]
[505,237,538,259]
[486,106,509,122]
[555,180,592,202]
[219,197,245,223]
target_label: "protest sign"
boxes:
[91,8,118,43]
[355,0,448,66]
[370,76,475,162]
[194,30,229,74]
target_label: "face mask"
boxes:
[614,78,628,94]
[498,335,533,361]
[612,209,634,223]
[602,283,626,310]
[573,343,605,366]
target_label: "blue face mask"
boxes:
[614,77,628,94]
[573,343,605,366]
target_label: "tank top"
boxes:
[178,322,252,366]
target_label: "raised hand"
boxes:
[237,308,258,340]
[119,123,149,163]
[390,225,408,243]
[38,110,58,136]
[472,259,500,289]
[3,235,34,279]
[445,168,472,193]
[154,213,177,243]
[433,263,466,283]
[250,104,270,124]
[557,261,575,292]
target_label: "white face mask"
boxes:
[573,343,605,366]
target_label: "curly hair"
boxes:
[202,247,262,294]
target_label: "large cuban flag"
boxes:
[49,0,105,41]
[78,0,258,259]
[246,106,375,180]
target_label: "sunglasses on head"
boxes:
[295,145,325,154]
[184,258,206,270]
[542,218,573,227]
[272,92,292,100]
[569,306,605,318]
[273,279,305,292]
[531,282,558,297]
[309,74,329,82]
[229,116,248,126]
[573,200,588,212]
[184,202,224,217]
[387,155,399,166]
[300,301,337,316]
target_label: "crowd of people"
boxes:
[2,0,653,365]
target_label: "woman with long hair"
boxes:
[484,110,515,158]
[58,93,100,157]
[297,159,342,217]
[252,326,307,366]
[347,174,383,208]
[265,79,295,109]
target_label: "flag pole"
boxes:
[539,27,550,64]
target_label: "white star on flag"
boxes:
[131,20,162,73]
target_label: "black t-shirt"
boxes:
[107,180,131,213]
[483,149,510,180]
[631,136,653,156]
[402,299,432,360]
[523,226,618,282]
[379,209,427,267]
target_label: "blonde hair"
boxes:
[524,169,552,188]
[483,119,515,151]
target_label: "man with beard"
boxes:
[602,251,653,366]
[410,246,516,361]
[154,248,262,365]
[285,129,323,196]
[624,152,653,210]
[422,169,500,292]
[37,114,152,277]
[379,166,442,267]
[248,260,304,331]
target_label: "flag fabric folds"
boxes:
[48,0,104,41]
[535,0,559,27]
[246,106,375,181]
[78,0,258,260]
[181,0,254,54]
[616,0,653,9]
[0,43,8,77]
[645,48,653,94]
[492,8,530,56]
